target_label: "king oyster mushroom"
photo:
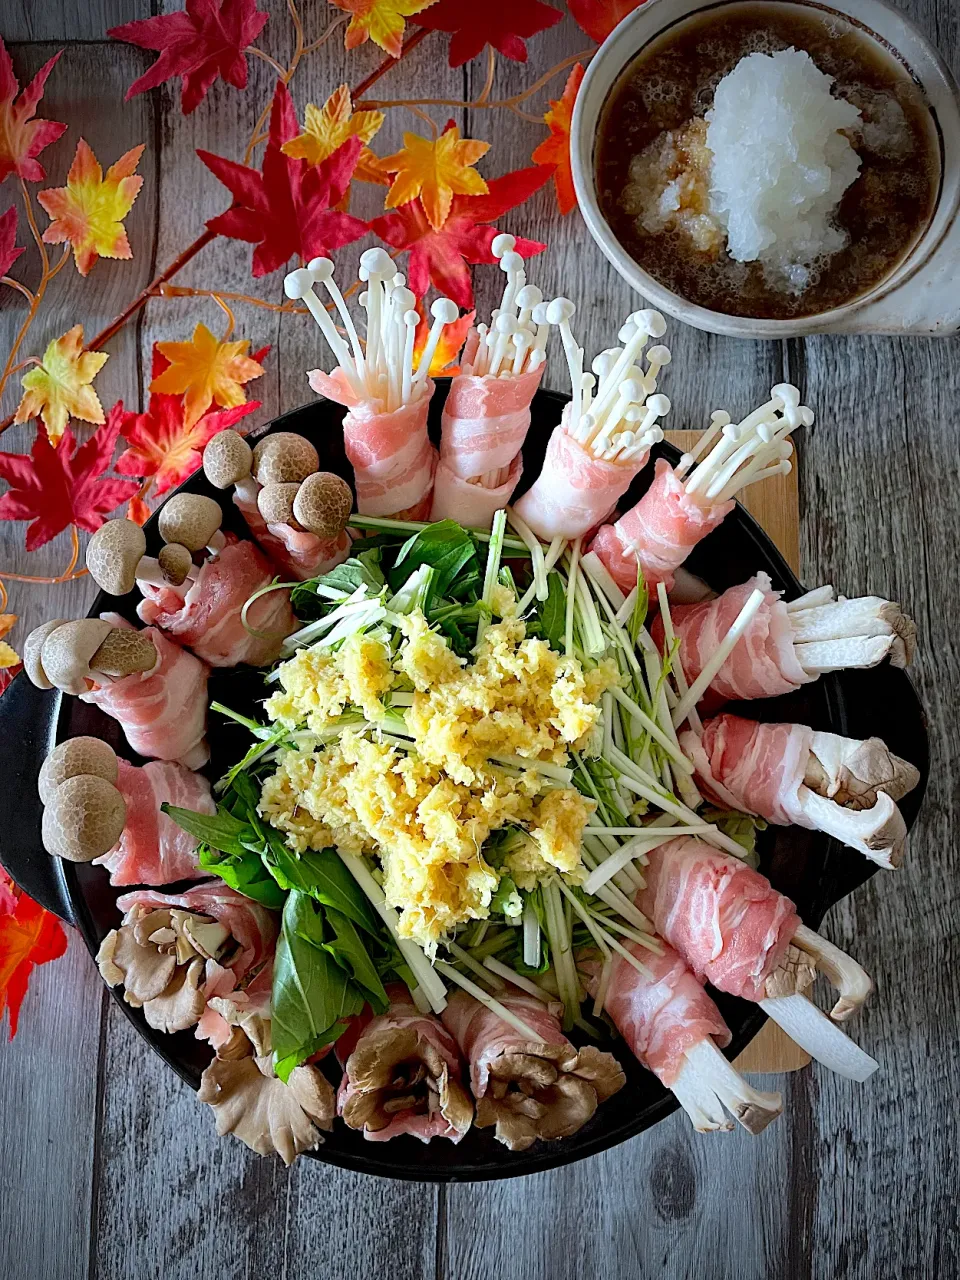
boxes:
[158,493,225,555]
[28,619,158,694]
[203,430,257,504]
[38,736,118,804]
[252,433,319,486]
[96,903,233,1033]
[86,518,195,596]
[293,472,353,538]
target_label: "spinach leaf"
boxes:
[536,572,566,652]
[322,907,389,1012]
[261,841,380,936]
[290,550,385,618]
[389,520,479,601]
[161,803,252,857]
[271,891,365,1081]
[197,844,287,910]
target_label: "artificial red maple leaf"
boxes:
[0,41,67,184]
[0,207,25,278]
[109,0,269,115]
[531,62,585,216]
[115,346,263,496]
[198,80,368,276]
[370,165,551,308]
[567,0,647,43]
[414,0,562,67]
[0,403,140,551]
[0,664,20,699]
[0,877,67,1039]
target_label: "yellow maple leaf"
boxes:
[331,0,439,61]
[0,641,19,669]
[151,323,265,429]
[14,325,109,444]
[0,615,17,642]
[379,125,490,232]
[281,85,385,183]
[38,138,144,277]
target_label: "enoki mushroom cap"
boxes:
[157,542,194,587]
[23,618,68,690]
[86,519,148,596]
[38,736,118,805]
[158,493,223,552]
[257,482,301,526]
[41,774,126,862]
[293,472,353,537]
[253,433,319,486]
[203,430,253,489]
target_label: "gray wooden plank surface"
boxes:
[0,4,958,1279]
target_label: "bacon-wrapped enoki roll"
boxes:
[441,989,625,1151]
[590,386,811,593]
[96,882,277,1038]
[93,758,215,886]
[681,713,921,868]
[514,302,671,540]
[288,251,460,521]
[336,984,473,1143]
[430,236,547,526]
[640,837,879,1079]
[579,943,782,1133]
[651,573,916,708]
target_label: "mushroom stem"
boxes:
[792,924,874,1022]
[672,1038,783,1134]
[796,787,907,868]
[759,994,879,1081]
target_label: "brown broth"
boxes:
[595,2,941,319]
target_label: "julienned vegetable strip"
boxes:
[564,537,582,657]
[434,962,545,1041]
[657,581,703,735]
[670,588,766,727]
[348,513,530,554]
[483,956,552,1002]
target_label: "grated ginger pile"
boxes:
[259,603,619,950]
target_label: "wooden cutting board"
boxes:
[664,430,809,1075]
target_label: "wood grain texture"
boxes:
[0,4,957,1279]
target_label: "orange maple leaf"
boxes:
[531,62,584,217]
[412,299,475,375]
[331,0,439,60]
[38,138,144,277]
[379,124,490,232]
[127,493,152,526]
[281,84,385,184]
[14,324,109,444]
[151,323,266,429]
[0,876,67,1039]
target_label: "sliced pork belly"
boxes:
[512,407,656,541]
[94,759,215,886]
[234,487,351,582]
[441,988,624,1151]
[590,458,735,593]
[138,536,296,667]
[579,942,782,1133]
[310,367,437,519]
[336,984,472,1143]
[681,713,921,867]
[80,621,209,769]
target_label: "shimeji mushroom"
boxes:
[257,481,301,526]
[22,618,68,689]
[203,430,258,504]
[38,736,118,804]
[156,543,195,589]
[41,774,126,862]
[252,432,319,486]
[28,619,158,695]
[292,472,353,538]
[86,518,197,596]
[157,493,225,555]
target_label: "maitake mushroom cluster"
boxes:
[23,619,157,695]
[204,429,352,541]
[37,736,126,863]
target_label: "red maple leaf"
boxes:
[0,665,21,699]
[0,41,67,184]
[0,877,67,1039]
[0,207,25,278]
[567,0,647,43]
[414,0,562,66]
[109,0,269,115]
[115,346,263,496]
[198,80,368,276]
[0,403,140,551]
[370,165,551,308]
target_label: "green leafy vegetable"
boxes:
[535,572,566,651]
[390,520,479,601]
[322,907,389,1009]
[197,844,287,910]
[628,564,649,645]
[261,842,380,936]
[161,803,251,857]
[490,875,522,919]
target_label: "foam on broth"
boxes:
[595,2,941,320]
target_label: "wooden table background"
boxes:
[1,2,958,1277]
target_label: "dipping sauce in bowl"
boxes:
[595,1,941,320]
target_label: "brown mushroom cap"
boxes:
[41,619,113,694]
[86,519,147,596]
[253,433,319,486]
[257,482,301,526]
[38,736,119,805]
[23,619,68,689]
[41,774,126,862]
[90,628,158,679]
[158,542,194,587]
[158,493,223,552]
[203,430,253,489]
[293,472,353,537]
